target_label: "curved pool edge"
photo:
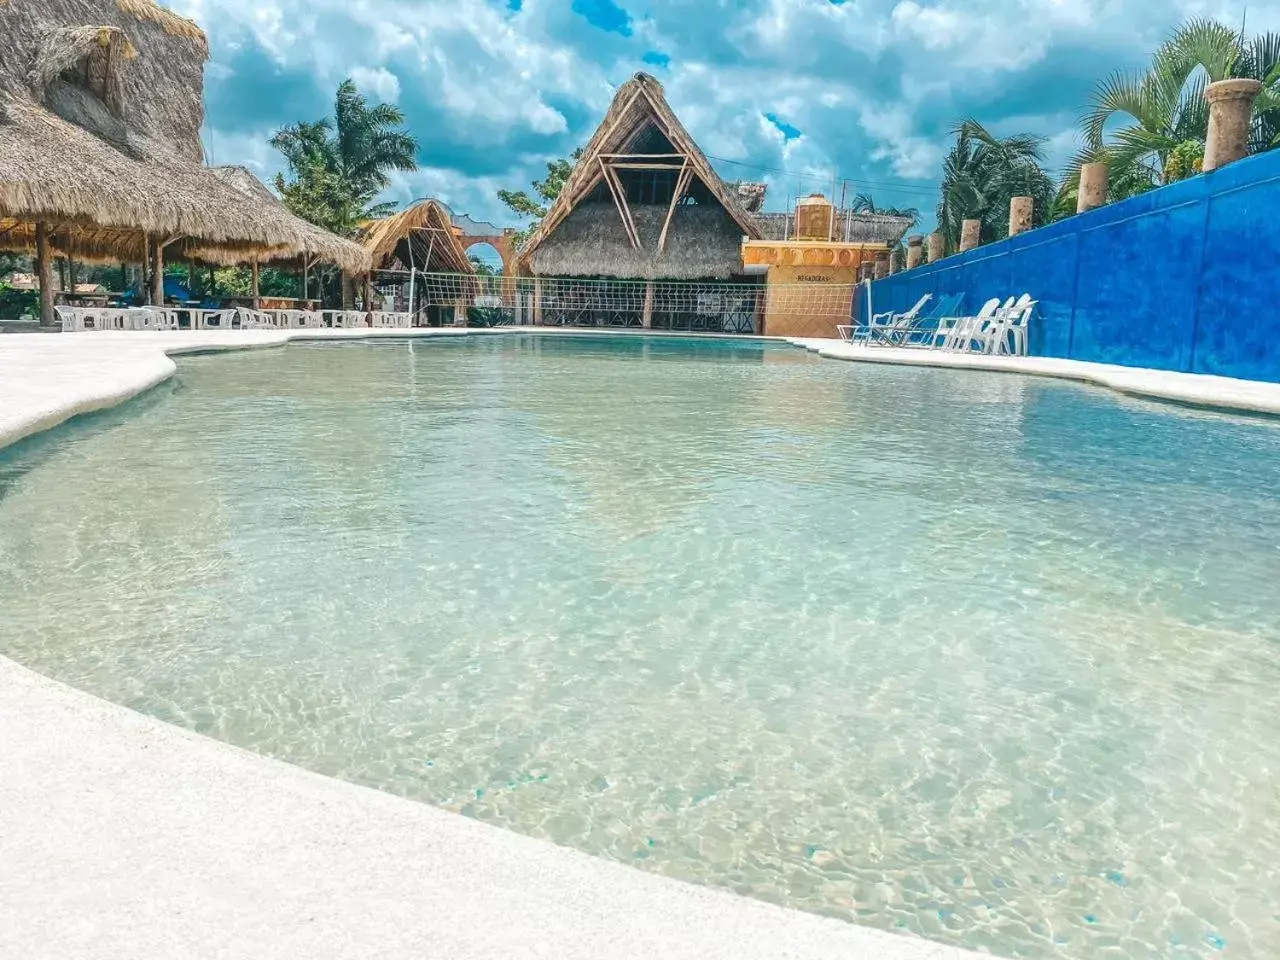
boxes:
[787,338,1280,417]
[0,328,990,959]
[0,652,985,960]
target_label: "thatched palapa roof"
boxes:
[359,199,475,275]
[519,72,762,280]
[0,0,368,272]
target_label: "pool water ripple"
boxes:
[1,335,1278,959]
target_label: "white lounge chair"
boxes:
[838,294,931,343]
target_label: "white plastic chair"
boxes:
[987,295,1035,355]
[931,298,1001,350]
[954,297,1021,353]
[369,311,411,328]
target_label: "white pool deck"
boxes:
[1,327,1276,960]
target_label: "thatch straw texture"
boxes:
[518,72,762,278]
[733,182,767,213]
[527,202,746,280]
[752,211,914,245]
[360,200,474,274]
[0,0,365,271]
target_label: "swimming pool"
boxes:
[1,334,1277,959]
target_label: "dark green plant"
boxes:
[936,119,1056,249]
[0,282,39,320]
[1063,18,1280,204]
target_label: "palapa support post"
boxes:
[642,280,655,328]
[342,273,355,310]
[906,235,925,270]
[362,272,372,311]
[251,258,261,310]
[959,219,982,252]
[1009,197,1034,237]
[149,235,164,306]
[35,221,54,326]
[533,278,543,325]
[927,232,946,263]
[1077,163,1109,213]
[1204,79,1263,172]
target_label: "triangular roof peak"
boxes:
[518,72,761,266]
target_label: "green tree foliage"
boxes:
[1063,18,1280,204]
[468,254,499,276]
[498,149,583,243]
[271,79,418,236]
[936,119,1056,252]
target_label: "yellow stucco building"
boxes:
[743,194,908,338]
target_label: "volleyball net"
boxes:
[370,271,860,333]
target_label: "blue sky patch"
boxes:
[765,113,802,142]
[642,50,671,69]
[571,0,633,37]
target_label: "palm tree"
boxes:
[271,79,418,235]
[936,119,1056,251]
[1065,19,1280,204]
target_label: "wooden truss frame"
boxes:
[594,153,693,253]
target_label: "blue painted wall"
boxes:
[864,147,1280,383]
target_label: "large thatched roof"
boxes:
[359,199,475,274]
[519,72,762,280]
[0,0,367,272]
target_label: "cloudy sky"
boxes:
[172,0,1261,240]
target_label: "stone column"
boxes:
[959,219,982,252]
[873,254,890,280]
[906,235,924,270]
[251,258,261,310]
[1077,162,1109,213]
[35,221,54,326]
[642,280,654,328]
[927,232,946,263]
[1009,197,1034,236]
[858,262,873,283]
[1204,79,1263,172]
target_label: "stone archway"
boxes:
[460,230,518,275]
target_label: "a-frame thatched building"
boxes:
[519,73,761,283]
[0,0,368,321]
[358,199,480,325]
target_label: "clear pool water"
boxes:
[1,335,1278,959]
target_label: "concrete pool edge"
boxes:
[1,327,989,960]
[786,338,1280,417]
